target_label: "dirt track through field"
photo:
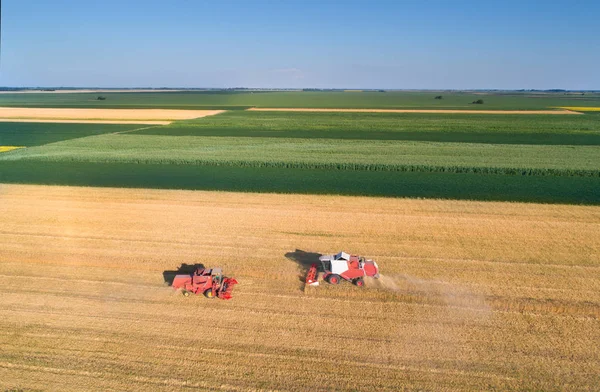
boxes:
[0,108,224,124]
[0,184,598,391]
[248,108,582,114]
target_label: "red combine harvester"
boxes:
[172,267,238,299]
[305,251,380,287]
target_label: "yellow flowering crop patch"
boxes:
[0,146,25,153]
[560,107,600,112]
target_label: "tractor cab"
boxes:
[322,251,361,272]
[193,268,209,276]
[209,268,223,284]
[194,267,222,279]
[334,251,349,261]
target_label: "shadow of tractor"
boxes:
[162,263,206,286]
[285,249,322,290]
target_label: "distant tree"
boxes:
[434,95,443,99]
[97,96,106,100]
[472,99,484,104]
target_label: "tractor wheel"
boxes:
[203,289,215,299]
[328,274,341,285]
[182,290,190,297]
[354,278,365,287]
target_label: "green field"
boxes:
[0,122,142,146]
[1,106,599,203]
[1,90,599,110]
[1,161,599,204]
[3,134,599,177]
[143,110,600,145]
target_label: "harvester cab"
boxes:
[306,251,380,287]
[172,266,238,299]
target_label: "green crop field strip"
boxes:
[1,162,599,204]
[0,122,144,147]
[1,92,599,204]
[3,134,599,177]
[1,90,599,110]
[141,110,600,145]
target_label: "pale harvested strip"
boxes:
[0,119,171,125]
[0,89,188,94]
[560,106,600,112]
[0,146,24,153]
[0,184,598,391]
[0,108,225,122]
[248,107,582,114]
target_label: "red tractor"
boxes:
[171,267,238,299]
[305,251,380,287]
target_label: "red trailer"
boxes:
[172,267,238,299]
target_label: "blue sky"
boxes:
[1,0,599,89]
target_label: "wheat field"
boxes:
[0,184,599,391]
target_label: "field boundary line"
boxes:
[113,125,165,134]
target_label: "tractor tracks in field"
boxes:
[2,228,597,271]
[0,361,254,392]
[111,124,164,135]
[2,275,598,320]
[0,333,520,385]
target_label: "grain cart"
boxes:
[305,251,380,287]
[172,267,238,299]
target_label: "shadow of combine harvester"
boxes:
[285,249,322,291]
[162,263,206,286]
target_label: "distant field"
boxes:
[1,185,598,391]
[248,107,580,114]
[0,90,599,110]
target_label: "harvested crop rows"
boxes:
[0,185,599,391]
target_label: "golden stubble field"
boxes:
[0,108,224,124]
[0,184,598,391]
